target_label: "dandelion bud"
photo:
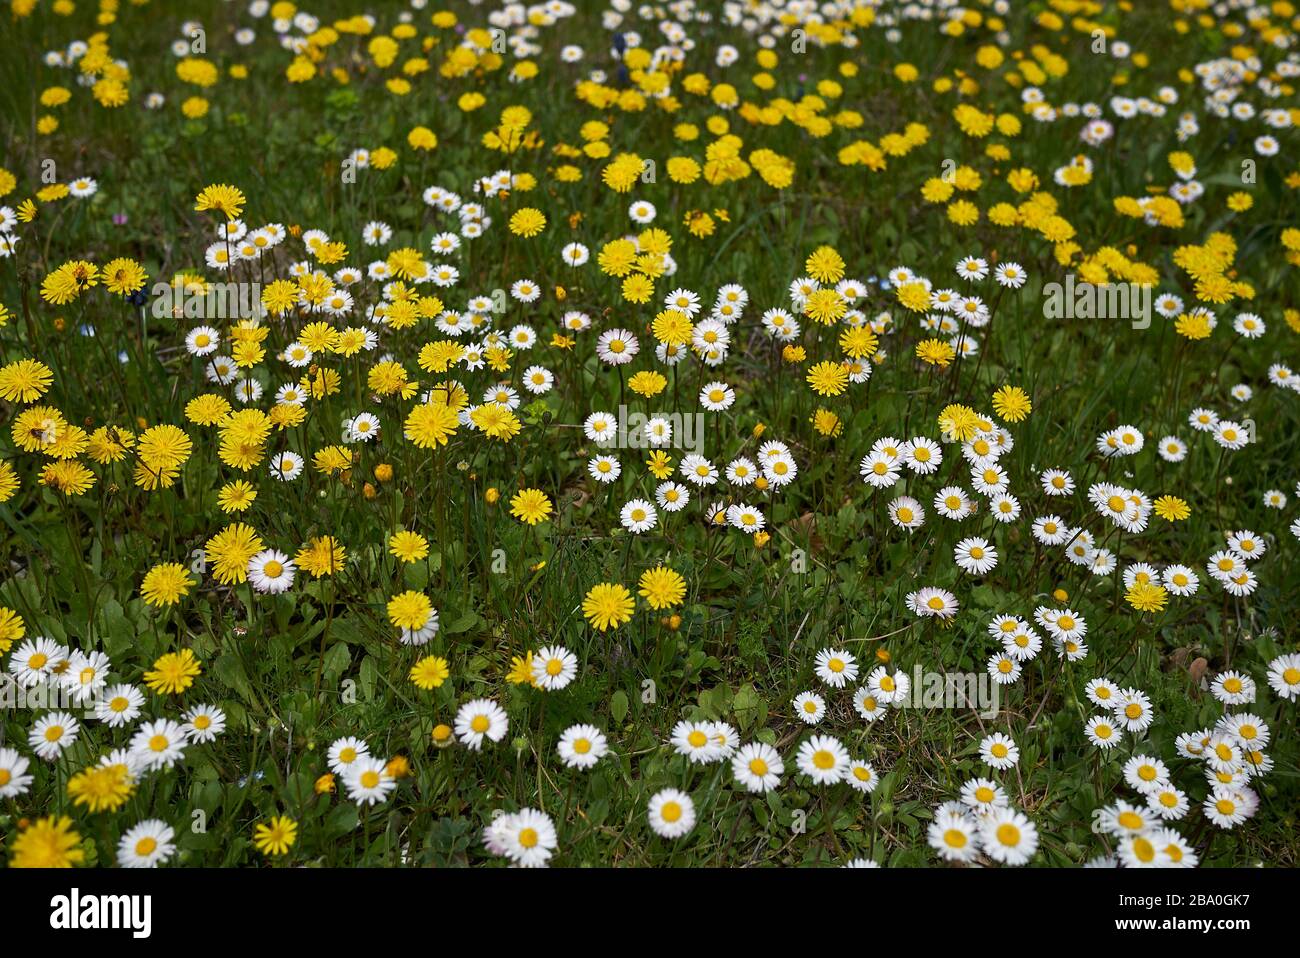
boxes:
[385,756,411,779]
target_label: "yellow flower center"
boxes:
[1117,811,1144,831]
[1132,837,1155,862]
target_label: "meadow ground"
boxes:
[0,0,1298,870]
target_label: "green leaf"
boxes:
[610,689,629,724]
[444,611,479,634]
[359,655,378,702]
[213,651,256,706]
[322,642,351,684]
[98,598,134,660]
[732,682,766,731]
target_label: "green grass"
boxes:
[0,0,1297,868]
